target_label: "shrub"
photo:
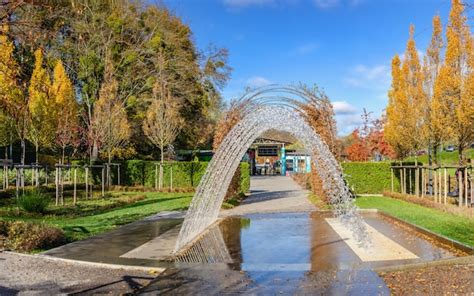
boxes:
[17,190,50,213]
[240,162,250,194]
[5,221,66,252]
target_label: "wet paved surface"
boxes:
[221,175,314,216]
[139,212,463,295]
[44,212,183,268]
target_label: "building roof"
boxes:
[256,129,297,145]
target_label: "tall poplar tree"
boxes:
[28,48,53,163]
[0,25,26,164]
[52,60,78,163]
[432,0,473,165]
[423,15,443,165]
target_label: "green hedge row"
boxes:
[240,162,250,194]
[341,161,420,194]
[120,160,250,196]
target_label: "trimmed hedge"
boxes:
[341,162,420,194]
[122,160,208,188]
[240,162,250,194]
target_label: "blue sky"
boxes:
[162,0,462,135]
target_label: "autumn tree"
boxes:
[423,15,444,165]
[143,81,183,189]
[0,25,27,164]
[0,109,15,158]
[431,0,473,165]
[386,25,425,160]
[92,61,131,165]
[52,59,78,163]
[28,48,54,163]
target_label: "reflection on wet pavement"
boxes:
[139,212,463,295]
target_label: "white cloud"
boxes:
[246,76,272,88]
[291,42,319,55]
[332,101,357,115]
[336,113,364,136]
[223,0,275,8]
[313,0,363,9]
[344,64,391,90]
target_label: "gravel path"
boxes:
[0,252,157,295]
[221,175,315,216]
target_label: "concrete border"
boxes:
[374,255,474,273]
[2,251,165,273]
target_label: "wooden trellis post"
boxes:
[170,165,173,191]
[15,167,19,198]
[409,168,412,195]
[464,169,468,207]
[155,164,158,190]
[459,172,463,207]
[444,168,447,205]
[421,167,425,198]
[73,167,77,205]
[415,167,419,197]
[117,164,121,186]
[85,166,89,199]
[55,166,59,206]
[434,169,438,203]
[390,168,394,192]
[101,166,105,197]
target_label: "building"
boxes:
[247,130,311,176]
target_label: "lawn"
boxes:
[404,148,474,165]
[1,191,193,242]
[355,196,474,247]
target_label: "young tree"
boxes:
[386,55,412,159]
[0,25,26,164]
[432,0,473,165]
[143,81,183,189]
[28,48,53,163]
[386,25,426,160]
[92,61,131,165]
[423,15,444,165]
[52,59,78,164]
[0,109,16,159]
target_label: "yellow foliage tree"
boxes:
[431,0,473,165]
[52,59,78,163]
[422,15,444,164]
[28,48,53,163]
[386,25,426,161]
[0,25,27,164]
[143,81,183,189]
[92,60,131,164]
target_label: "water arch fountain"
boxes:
[174,98,368,253]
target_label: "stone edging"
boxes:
[374,255,474,273]
[2,250,165,273]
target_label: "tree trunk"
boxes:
[91,140,98,162]
[61,147,65,165]
[20,140,25,165]
[458,144,465,165]
[159,146,164,190]
[35,145,39,164]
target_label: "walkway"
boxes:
[222,175,315,216]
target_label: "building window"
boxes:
[258,146,278,156]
